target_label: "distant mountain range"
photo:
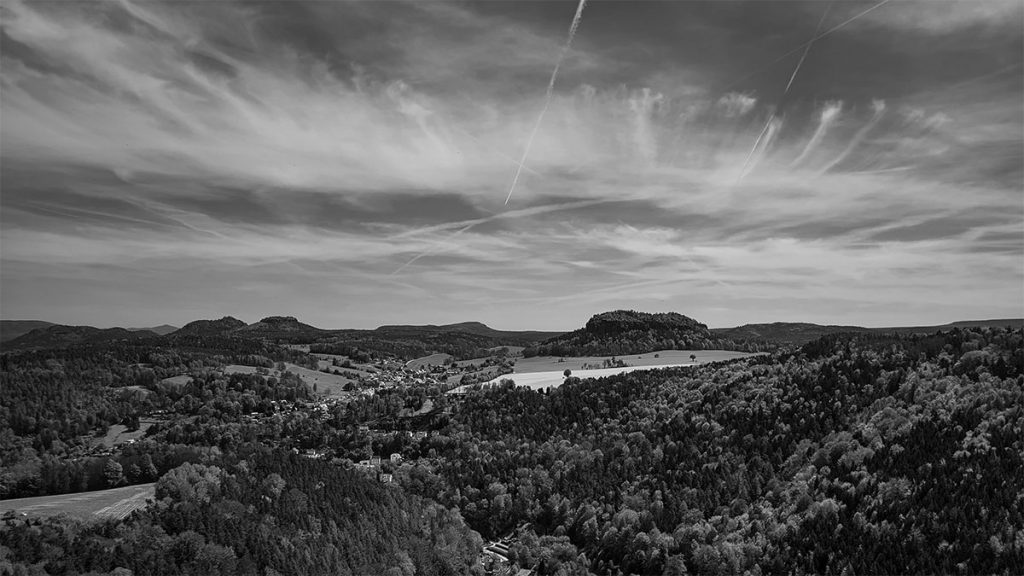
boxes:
[1,325,159,349]
[2,314,1020,353]
[712,319,1024,346]
[127,324,179,336]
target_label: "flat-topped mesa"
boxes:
[583,310,712,338]
[525,310,731,357]
[238,316,320,331]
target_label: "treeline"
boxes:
[311,332,513,362]
[0,450,483,576]
[400,326,1024,575]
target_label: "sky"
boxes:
[1,0,1022,331]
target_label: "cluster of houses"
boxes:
[354,452,404,483]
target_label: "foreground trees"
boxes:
[0,451,483,576]
[408,327,1024,574]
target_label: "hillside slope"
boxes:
[3,325,158,350]
[170,316,247,337]
[0,321,55,343]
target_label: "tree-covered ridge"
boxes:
[405,327,1024,574]
[524,310,773,356]
[0,342,315,499]
[0,450,483,576]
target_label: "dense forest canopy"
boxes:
[1,325,1022,575]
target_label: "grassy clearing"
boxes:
[96,422,154,449]
[311,354,378,376]
[223,363,354,397]
[0,483,155,520]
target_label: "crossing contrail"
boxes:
[389,198,613,275]
[720,0,893,94]
[784,4,831,95]
[391,221,477,276]
[504,0,588,206]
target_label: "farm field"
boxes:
[0,483,155,520]
[450,363,693,392]
[224,363,354,396]
[512,349,756,373]
[449,350,759,392]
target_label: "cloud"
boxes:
[856,0,1023,33]
[791,101,843,167]
[1,0,1021,329]
[716,92,757,117]
[820,99,887,173]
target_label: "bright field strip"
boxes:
[0,483,156,520]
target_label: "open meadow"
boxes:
[0,483,155,521]
[224,363,355,396]
[448,349,759,392]
[96,422,155,449]
[512,349,756,373]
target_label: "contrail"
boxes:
[736,2,829,183]
[791,101,842,167]
[820,99,886,174]
[452,126,543,178]
[737,114,783,182]
[738,112,776,180]
[784,3,831,95]
[389,198,613,275]
[720,0,893,94]
[504,0,588,205]
[391,221,476,276]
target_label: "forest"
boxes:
[1,326,1022,575]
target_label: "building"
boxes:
[370,456,382,466]
[390,453,402,464]
[380,473,393,483]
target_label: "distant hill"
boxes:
[232,316,326,342]
[524,310,760,357]
[127,324,178,336]
[889,319,1024,332]
[3,325,159,350]
[375,321,562,345]
[0,320,55,342]
[171,316,247,337]
[713,322,872,346]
